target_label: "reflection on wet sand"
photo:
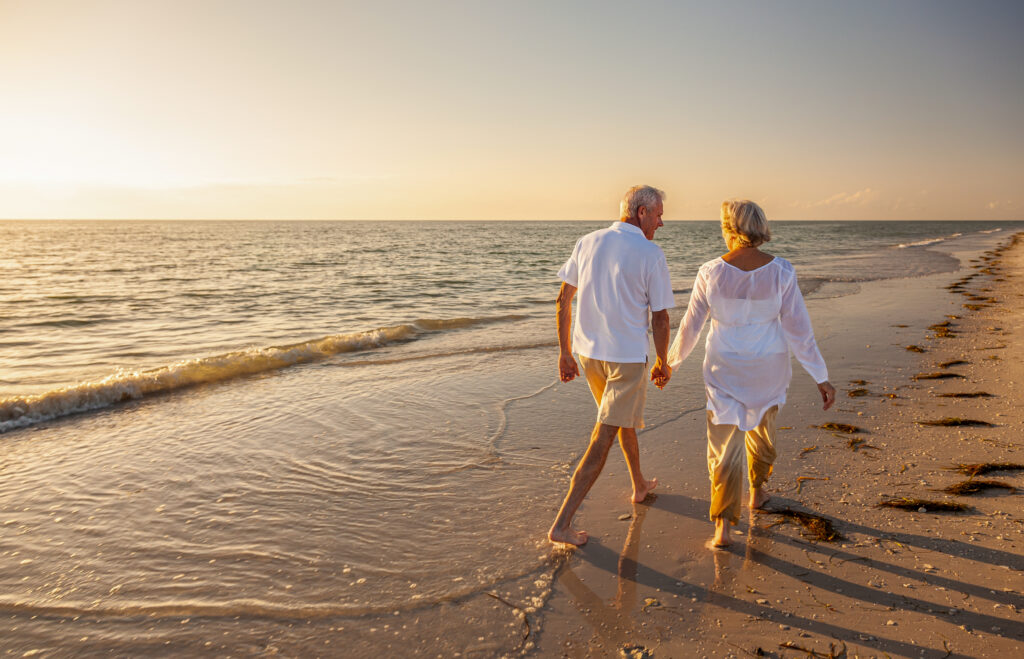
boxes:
[557,499,652,655]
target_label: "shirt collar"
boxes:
[611,221,645,236]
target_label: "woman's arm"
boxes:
[779,270,829,383]
[667,269,710,370]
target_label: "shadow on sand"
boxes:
[558,492,1022,658]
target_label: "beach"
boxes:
[532,230,1024,658]
[0,222,1022,657]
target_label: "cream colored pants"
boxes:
[706,406,778,524]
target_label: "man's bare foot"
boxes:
[749,487,770,510]
[548,525,589,546]
[712,518,732,548]
[631,477,658,503]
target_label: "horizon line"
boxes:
[2,218,1022,223]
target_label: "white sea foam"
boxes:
[896,233,962,249]
[0,315,526,433]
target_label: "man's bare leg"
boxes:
[618,428,657,503]
[549,423,618,546]
[712,517,732,548]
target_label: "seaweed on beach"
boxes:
[763,508,843,542]
[847,388,869,397]
[905,345,926,353]
[928,320,957,338]
[848,379,868,385]
[937,359,969,368]
[946,462,1024,477]
[847,437,880,452]
[912,372,965,380]
[937,392,993,398]
[878,498,969,513]
[779,641,847,659]
[916,418,996,427]
[485,592,532,651]
[795,476,829,493]
[963,303,987,311]
[817,422,863,434]
[940,480,1017,495]
[620,644,655,659]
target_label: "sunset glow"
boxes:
[1,0,1022,220]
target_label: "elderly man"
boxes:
[548,185,675,546]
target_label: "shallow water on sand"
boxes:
[1,220,1021,654]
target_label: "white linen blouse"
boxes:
[667,256,828,431]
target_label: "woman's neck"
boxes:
[722,245,773,271]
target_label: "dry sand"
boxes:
[525,231,1024,658]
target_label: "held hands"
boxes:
[817,381,836,410]
[558,352,580,383]
[650,358,671,390]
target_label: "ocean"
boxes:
[0,219,1020,655]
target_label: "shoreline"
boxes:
[532,231,1024,658]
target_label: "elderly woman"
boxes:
[668,200,836,548]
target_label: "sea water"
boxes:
[0,219,1019,655]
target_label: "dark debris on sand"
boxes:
[936,392,993,398]
[946,462,1024,477]
[779,641,848,659]
[847,437,880,452]
[940,480,1017,495]
[846,388,869,397]
[928,320,957,338]
[878,498,969,513]
[762,508,843,542]
[937,359,969,368]
[905,345,926,353]
[816,422,863,434]
[916,418,996,427]
[912,372,965,380]
[619,644,655,659]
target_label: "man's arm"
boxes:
[650,309,671,389]
[557,282,579,382]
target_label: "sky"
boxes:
[1,0,1022,220]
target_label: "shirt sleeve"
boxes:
[667,268,710,370]
[646,251,676,312]
[557,240,580,286]
[779,267,829,383]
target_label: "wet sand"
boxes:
[530,232,1024,658]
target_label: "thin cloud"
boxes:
[807,188,879,208]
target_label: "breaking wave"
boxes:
[0,315,527,433]
[897,233,962,248]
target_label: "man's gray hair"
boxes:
[619,185,665,221]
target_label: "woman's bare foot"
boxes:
[548,525,589,546]
[631,477,658,503]
[712,518,732,548]
[749,487,771,510]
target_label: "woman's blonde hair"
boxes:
[721,199,771,248]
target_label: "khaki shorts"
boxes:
[578,355,647,429]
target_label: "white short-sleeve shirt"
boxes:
[558,222,676,363]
